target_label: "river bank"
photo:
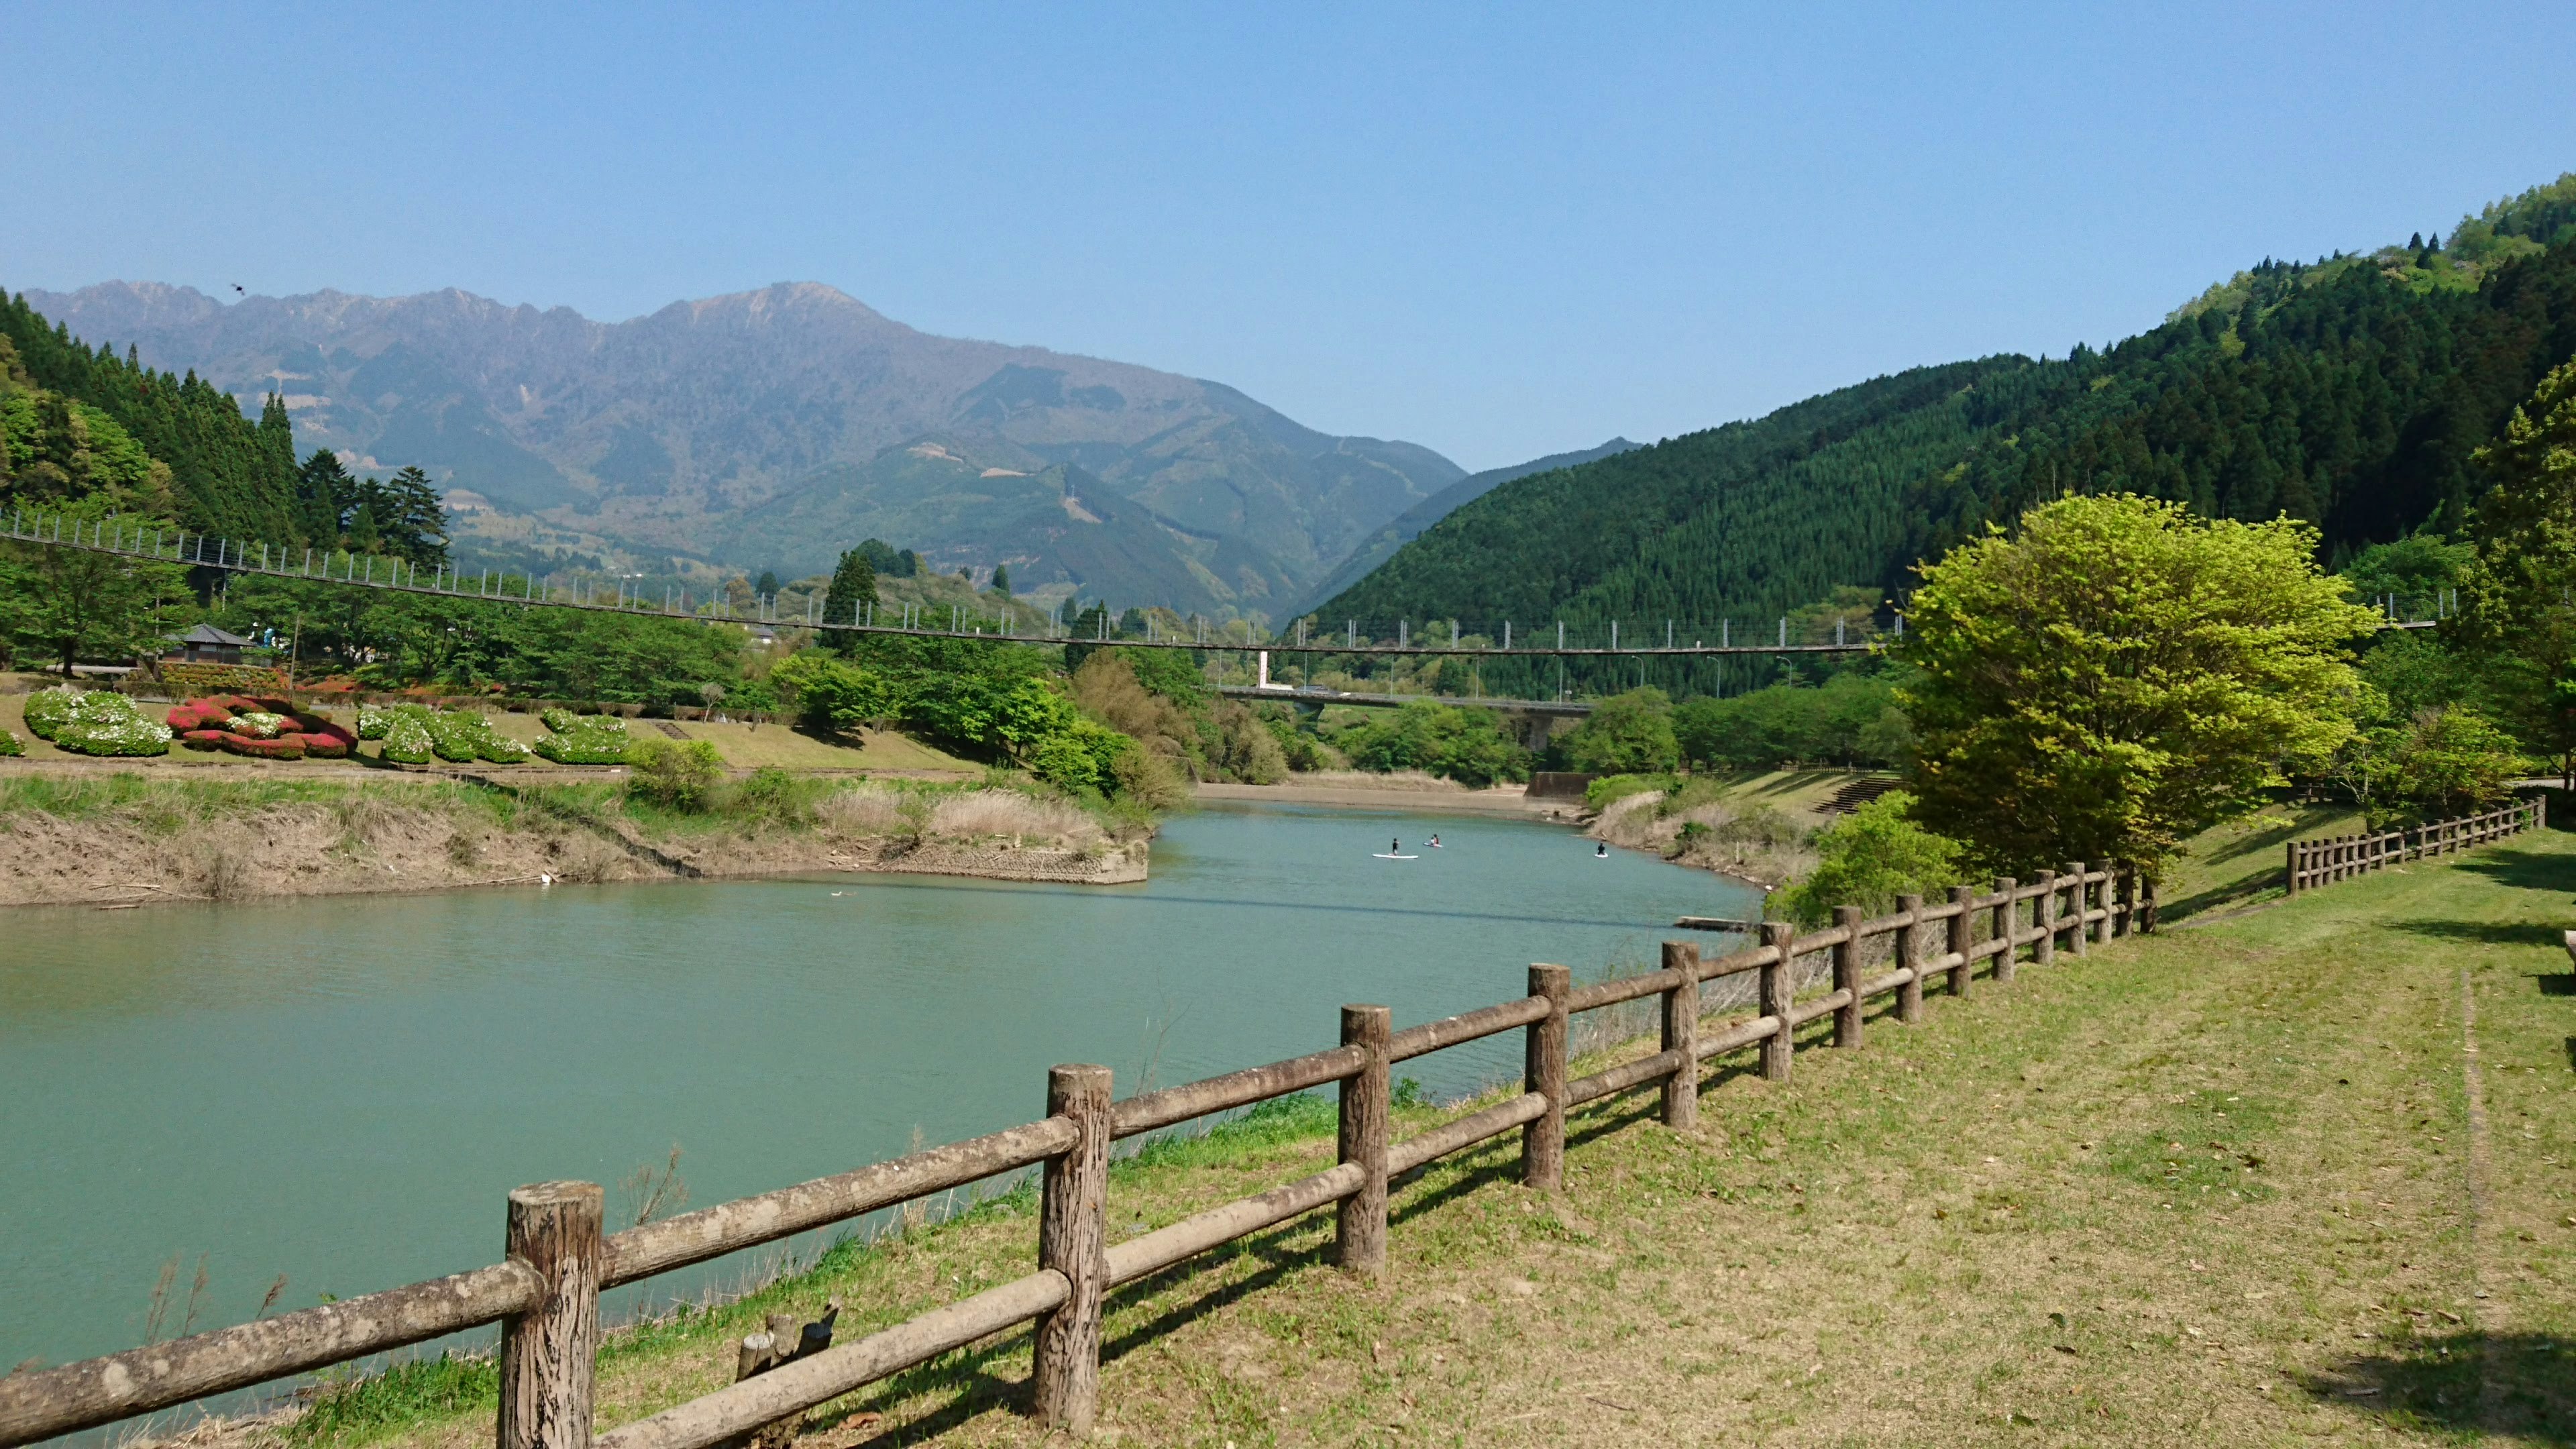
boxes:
[1191,775,1571,818]
[0,773,1145,909]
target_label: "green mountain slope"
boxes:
[0,292,299,539]
[1292,437,1640,614]
[1322,175,2576,678]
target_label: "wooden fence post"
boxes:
[1831,906,1864,1048]
[2112,863,2133,938]
[1034,1063,1112,1436]
[498,1181,603,1449]
[2062,863,2086,955]
[2286,840,2301,896]
[2140,875,2158,933]
[2034,871,2058,967]
[1660,941,1701,1130]
[1895,894,1924,1024]
[1992,878,2017,985]
[1523,964,1570,1193]
[1760,922,1794,1080]
[1335,1006,1391,1278]
[1946,885,1973,996]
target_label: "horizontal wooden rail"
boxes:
[0,1263,543,1446]
[2285,797,2544,896]
[5,859,2151,1449]
[594,1271,1071,1449]
[602,1119,1077,1287]
[1110,1046,1365,1139]
[1389,1093,1550,1175]
[1105,1162,1366,1286]
[1387,996,1550,1062]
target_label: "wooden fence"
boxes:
[0,862,2152,1449]
[2284,797,2544,896]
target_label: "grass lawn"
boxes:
[263,825,2576,1447]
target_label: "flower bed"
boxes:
[180,729,229,751]
[534,709,633,765]
[220,735,306,761]
[30,688,173,757]
[294,735,350,759]
[380,714,436,765]
[227,711,290,740]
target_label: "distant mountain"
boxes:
[1291,437,1638,614]
[19,280,1466,616]
[1320,173,2576,696]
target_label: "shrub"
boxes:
[227,711,290,740]
[181,729,228,751]
[380,715,436,765]
[152,663,288,697]
[22,686,83,740]
[358,708,397,741]
[1776,792,1965,927]
[221,735,306,760]
[533,711,632,765]
[294,734,351,760]
[628,738,726,810]
[0,727,21,757]
[42,690,172,757]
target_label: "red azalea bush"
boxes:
[219,735,305,760]
[293,734,349,759]
[181,729,229,751]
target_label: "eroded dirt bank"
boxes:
[0,784,1146,910]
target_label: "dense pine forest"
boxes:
[1318,175,2576,698]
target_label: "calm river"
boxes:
[1,800,1754,1376]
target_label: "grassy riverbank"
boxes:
[0,769,1148,908]
[142,823,2576,1446]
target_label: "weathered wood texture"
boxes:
[498,1182,603,1449]
[1,854,2167,1449]
[1760,922,1795,1080]
[597,1272,1070,1449]
[1110,1046,1364,1139]
[1524,964,1571,1192]
[1335,1006,1391,1277]
[2284,798,2542,895]
[1032,1065,1110,1436]
[603,1118,1077,1285]
[1661,941,1700,1130]
[0,1263,543,1446]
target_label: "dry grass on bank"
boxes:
[194,825,2576,1448]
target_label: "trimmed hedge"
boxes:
[0,727,21,757]
[380,715,436,765]
[228,711,290,740]
[154,663,287,696]
[181,729,229,751]
[32,688,172,757]
[534,709,633,765]
[221,735,306,760]
[292,734,350,760]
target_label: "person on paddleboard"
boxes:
[1595,841,1608,857]
[1392,837,1401,854]
[1428,834,1441,849]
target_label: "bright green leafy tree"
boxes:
[1899,493,2377,874]
[1775,792,1965,926]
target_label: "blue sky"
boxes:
[4,2,2572,471]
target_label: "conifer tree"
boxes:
[822,545,877,651]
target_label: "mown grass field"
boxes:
[238,824,2576,1448]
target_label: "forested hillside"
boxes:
[1322,175,2576,655]
[0,292,299,539]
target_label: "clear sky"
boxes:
[3,1,2572,471]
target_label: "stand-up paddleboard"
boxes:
[1373,852,1419,859]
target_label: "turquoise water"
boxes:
[0,800,1752,1376]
